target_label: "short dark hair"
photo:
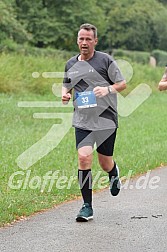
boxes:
[79,23,97,38]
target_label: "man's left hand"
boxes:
[93,86,109,97]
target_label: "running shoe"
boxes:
[76,203,93,222]
[110,165,121,196]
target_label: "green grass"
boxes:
[0,53,167,226]
[116,92,167,174]
[0,91,167,226]
[0,52,165,95]
[0,52,67,94]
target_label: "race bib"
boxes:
[76,91,97,108]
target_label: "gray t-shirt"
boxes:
[63,51,125,131]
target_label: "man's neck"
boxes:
[78,51,95,61]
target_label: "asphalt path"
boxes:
[0,166,167,252]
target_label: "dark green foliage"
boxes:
[14,0,106,50]
[0,1,29,43]
[0,0,167,52]
[105,0,165,51]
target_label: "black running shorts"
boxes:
[75,127,117,156]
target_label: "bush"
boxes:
[0,39,19,53]
[113,49,150,65]
[0,40,76,60]
[151,49,167,66]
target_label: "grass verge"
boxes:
[0,89,167,226]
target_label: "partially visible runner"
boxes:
[62,23,126,222]
[158,65,167,91]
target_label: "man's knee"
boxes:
[78,154,92,168]
[98,154,114,172]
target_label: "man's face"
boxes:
[77,29,98,56]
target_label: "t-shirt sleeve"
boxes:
[63,64,72,90]
[107,58,125,84]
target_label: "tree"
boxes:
[15,0,107,50]
[0,0,28,44]
[1,0,167,52]
[105,0,162,51]
[153,7,167,51]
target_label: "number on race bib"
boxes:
[76,91,97,108]
[81,96,89,104]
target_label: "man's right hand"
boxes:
[62,93,72,104]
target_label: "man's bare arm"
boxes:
[158,80,167,91]
[61,86,72,104]
[93,80,127,97]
